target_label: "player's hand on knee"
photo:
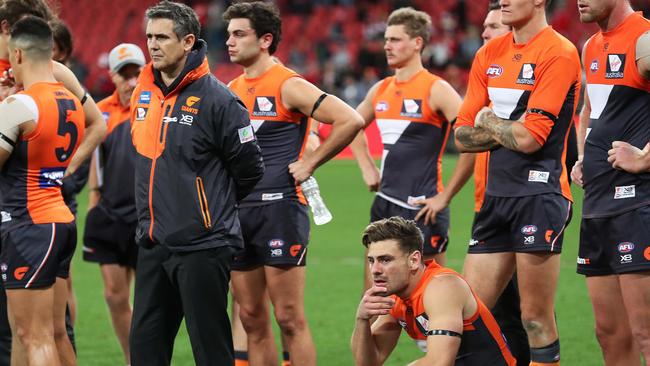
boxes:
[356,286,395,320]
[571,156,584,187]
[414,195,448,226]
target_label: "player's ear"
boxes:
[409,250,421,270]
[182,33,196,53]
[259,33,273,52]
[0,20,10,35]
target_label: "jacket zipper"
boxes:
[147,98,169,241]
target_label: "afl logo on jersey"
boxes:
[138,91,151,104]
[521,225,538,235]
[618,242,635,253]
[606,54,625,79]
[590,59,599,73]
[375,101,389,112]
[486,64,503,78]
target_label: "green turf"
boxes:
[71,155,600,365]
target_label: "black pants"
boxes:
[130,244,235,366]
[491,275,530,366]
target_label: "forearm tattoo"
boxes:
[455,126,500,152]
[478,111,519,151]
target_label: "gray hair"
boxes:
[145,1,200,40]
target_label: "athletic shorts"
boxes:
[0,222,76,289]
[370,196,449,256]
[468,194,572,254]
[577,205,650,276]
[83,207,138,268]
[232,200,310,270]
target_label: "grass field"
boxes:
[71,155,601,365]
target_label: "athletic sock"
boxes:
[282,351,291,366]
[234,350,248,366]
[529,339,560,365]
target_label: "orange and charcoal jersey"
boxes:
[96,91,137,223]
[228,63,310,207]
[0,82,85,232]
[390,261,516,366]
[457,27,581,202]
[582,12,650,218]
[372,70,451,209]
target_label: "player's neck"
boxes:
[160,54,188,87]
[512,12,548,45]
[243,54,275,79]
[21,62,57,89]
[393,58,424,83]
[598,3,634,32]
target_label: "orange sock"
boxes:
[235,360,249,366]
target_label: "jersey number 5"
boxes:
[55,99,78,162]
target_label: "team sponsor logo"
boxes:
[39,168,65,188]
[469,238,479,246]
[400,99,423,118]
[606,54,625,79]
[618,242,635,253]
[270,249,283,257]
[0,211,10,223]
[486,64,503,78]
[238,125,256,143]
[620,254,633,264]
[528,170,550,183]
[415,314,429,335]
[290,244,302,257]
[268,239,284,248]
[179,114,194,126]
[521,225,538,235]
[253,96,277,117]
[182,96,200,114]
[135,107,148,121]
[614,185,635,199]
[516,63,536,85]
[644,247,650,261]
[577,257,591,265]
[375,101,389,112]
[397,319,408,330]
[162,116,177,124]
[524,236,535,245]
[545,230,553,243]
[138,91,151,104]
[13,266,29,281]
[102,112,110,122]
[261,193,283,201]
[512,54,522,62]
[590,59,599,73]
[0,263,7,272]
[407,195,426,207]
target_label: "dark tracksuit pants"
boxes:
[130,244,235,366]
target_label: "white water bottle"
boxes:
[300,176,333,225]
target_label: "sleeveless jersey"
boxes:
[372,70,451,210]
[457,27,580,201]
[582,12,650,218]
[1,82,85,231]
[229,64,309,207]
[390,261,515,366]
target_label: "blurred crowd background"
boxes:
[56,0,650,103]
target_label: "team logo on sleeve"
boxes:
[516,63,536,85]
[606,54,625,79]
[138,91,151,104]
[486,64,503,78]
[253,96,277,117]
[400,99,422,118]
[135,107,148,121]
[238,125,256,143]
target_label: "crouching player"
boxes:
[351,217,515,366]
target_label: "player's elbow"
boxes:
[517,135,543,154]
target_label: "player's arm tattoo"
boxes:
[455,125,500,152]
[477,110,520,151]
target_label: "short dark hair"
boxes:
[9,15,53,61]
[488,1,500,12]
[0,0,56,26]
[387,7,432,43]
[49,19,72,62]
[223,1,282,55]
[145,1,200,40]
[362,216,423,255]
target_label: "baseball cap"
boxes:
[108,43,146,73]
